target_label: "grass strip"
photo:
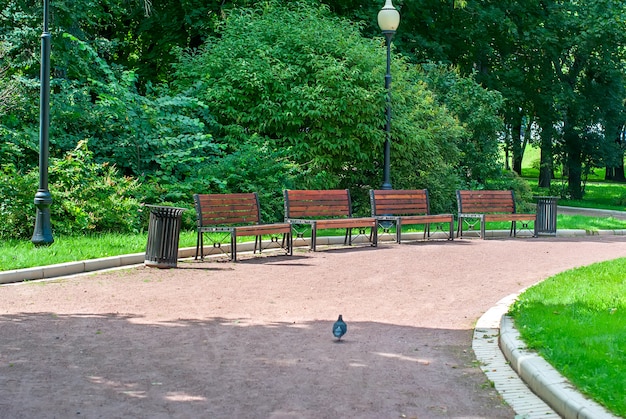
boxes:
[1,214,626,271]
[509,258,626,417]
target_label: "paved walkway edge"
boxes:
[474,293,619,419]
[473,294,559,418]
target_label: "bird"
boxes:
[332,314,347,341]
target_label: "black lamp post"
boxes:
[32,0,54,245]
[377,0,400,190]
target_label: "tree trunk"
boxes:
[567,155,582,199]
[538,118,553,188]
[564,120,583,199]
[605,166,625,181]
[511,120,523,175]
[605,124,625,182]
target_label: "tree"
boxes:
[172,1,470,212]
[421,64,504,185]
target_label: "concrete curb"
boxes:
[0,232,411,284]
[473,294,559,418]
[474,293,619,419]
[499,315,618,419]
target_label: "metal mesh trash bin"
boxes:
[145,205,187,268]
[534,196,558,236]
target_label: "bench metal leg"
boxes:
[287,232,293,256]
[397,220,402,244]
[195,232,203,260]
[311,226,317,251]
[458,215,485,239]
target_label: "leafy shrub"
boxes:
[0,164,39,240]
[172,1,478,216]
[193,140,303,223]
[0,141,143,240]
[49,140,143,235]
[420,64,505,185]
[174,2,390,189]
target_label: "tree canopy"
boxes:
[1,0,624,238]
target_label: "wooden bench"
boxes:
[193,193,292,261]
[456,190,536,239]
[283,189,378,251]
[370,189,454,243]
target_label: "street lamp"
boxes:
[377,0,400,190]
[32,0,53,245]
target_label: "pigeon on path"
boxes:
[333,314,347,341]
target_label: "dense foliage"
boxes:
[172,2,497,214]
[0,141,141,239]
[3,0,619,240]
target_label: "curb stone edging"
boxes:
[474,293,619,419]
[473,294,559,418]
[499,315,619,419]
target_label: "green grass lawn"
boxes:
[509,259,626,416]
[521,144,607,181]
[511,147,626,416]
[522,144,626,210]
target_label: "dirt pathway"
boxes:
[2,236,626,418]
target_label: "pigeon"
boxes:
[333,314,347,341]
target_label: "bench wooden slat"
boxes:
[370,189,454,242]
[194,192,292,261]
[284,189,378,251]
[286,205,351,218]
[314,218,377,230]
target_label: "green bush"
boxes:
[0,141,143,240]
[0,164,39,240]
[49,141,143,235]
[172,1,484,215]
[196,140,303,223]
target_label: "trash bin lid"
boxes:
[144,204,187,216]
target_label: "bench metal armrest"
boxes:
[458,213,485,220]
[198,226,236,233]
[374,215,401,222]
[285,218,317,225]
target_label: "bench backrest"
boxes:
[456,190,517,214]
[284,189,353,219]
[370,189,430,216]
[193,193,261,227]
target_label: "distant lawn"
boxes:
[521,144,607,181]
[509,258,626,417]
[521,144,626,211]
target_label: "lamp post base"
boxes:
[32,190,53,246]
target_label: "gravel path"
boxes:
[1,236,626,418]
